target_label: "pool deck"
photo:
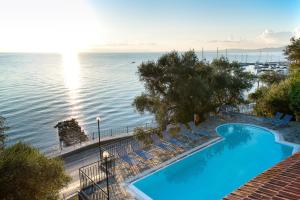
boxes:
[61,113,300,199]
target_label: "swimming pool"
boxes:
[130,123,298,200]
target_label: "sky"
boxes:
[0,0,299,53]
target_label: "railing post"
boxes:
[110,129,112,136]
[126,126,128,133]
[105,157,110,200]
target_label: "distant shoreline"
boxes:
[0,46,286,54]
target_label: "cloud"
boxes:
[208,36,245,44]
[294,27,300,38]
[256,29,293,45]
[205,29,298,50]
[107,42,157,47]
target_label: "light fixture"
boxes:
[96,116,101,122]
[102,151,110,159]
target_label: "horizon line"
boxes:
[0,46,286,55]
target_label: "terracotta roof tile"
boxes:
[224,152,300,200]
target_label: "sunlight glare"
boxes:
[63,51,80,90]
[0,0,102,52]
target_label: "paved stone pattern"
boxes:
[111,135,213,199]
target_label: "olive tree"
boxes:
[133,51,253,128]
[284,37,300,70]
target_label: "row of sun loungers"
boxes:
[263,112,293,127]
[162,130,187,149]
[116,122,208,165]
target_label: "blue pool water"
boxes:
[132,124,294,200]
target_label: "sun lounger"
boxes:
[179,123,198,141]
[116,146,136,165]
[272,114,293,127]
[151,134,174,151]
[131,142,152,160]
[262,112,283,123]
[188,121,210,136]
[162,130,187,149]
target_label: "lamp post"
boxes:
[103,151,110,200]
[96,116,101,157]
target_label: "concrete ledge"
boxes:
[49,133,134,159]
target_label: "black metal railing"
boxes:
[76,124,157,200]
[220,103,255,115]
[55,122,156,154]
[101,137,138,159]
[79,170,108,200]
[93,122,156,139]
[79,149,116,200]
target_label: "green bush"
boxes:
[289,80,300,120]
[0,143,70,200]
[259,71,286,86]
[251,37,300,120]
[253,78,292,117]
[133,127,162,146]
[133,127,152,146]
[168,126,180,136]
[248,87,268,102]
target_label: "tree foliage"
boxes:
[288,76,300,120]
[251,37,300,120]
[259,71,286,86]
[253,78,293,117]
[248,87,268,102]
[133,51,254,127]
[133,127,159,146]
[284,37,300,70]
[0,143,70,200]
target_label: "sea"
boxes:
[0,51,285,154]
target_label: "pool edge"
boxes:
[126,136,223,200]
[126,123,300,200]
[216,123,300,154]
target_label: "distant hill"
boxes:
[214,47,285,53]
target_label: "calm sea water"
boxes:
[0,51,285,154]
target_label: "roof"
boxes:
[224,151,300,200]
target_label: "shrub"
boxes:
[253,78,292,117]
[289,80,300,120]
[0,143,70,200]
[251,37,300,120]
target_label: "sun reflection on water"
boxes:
[63,51,81,90]
[62,51,82,119]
